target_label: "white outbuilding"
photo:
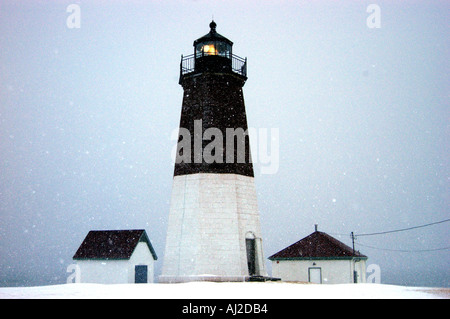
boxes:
[269,229,367,284]
[73,229,158,284]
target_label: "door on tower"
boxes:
[246,238,256,276]
[245,232,260,277]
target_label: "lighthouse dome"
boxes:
[194,21,233,58]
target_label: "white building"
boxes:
[73,230,158,284]
[269,229,367,284]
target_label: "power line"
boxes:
[355,218,450,237]
[356,242,450,253]
[318,219,449,255]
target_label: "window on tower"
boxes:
[195,42,231,59]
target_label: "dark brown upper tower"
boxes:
[175,21,253,177]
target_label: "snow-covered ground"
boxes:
[0,282,448,299]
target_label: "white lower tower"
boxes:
[160,174,266,283]
[160,21,267,283]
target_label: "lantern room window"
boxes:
[195,41,232,58]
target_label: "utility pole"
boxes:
[351,232,357,283]
[351,232,355,256]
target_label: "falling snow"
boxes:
[0,1,449,289]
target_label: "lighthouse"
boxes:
[160,21,267,283]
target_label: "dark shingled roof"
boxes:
[194,21,234,47]
[73,230,158,260]
[268,231,367,260]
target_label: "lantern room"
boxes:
[180,21,247,83]
[194,21,233,59]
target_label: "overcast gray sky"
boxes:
[0,0,448,287]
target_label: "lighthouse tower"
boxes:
[160,21,267,283]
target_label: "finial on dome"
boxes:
[210,20,217,33]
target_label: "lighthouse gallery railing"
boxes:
[180,54,247,78]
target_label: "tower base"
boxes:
[160,173,267,283]
[158,275,281,283]
[159,275,247,284]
